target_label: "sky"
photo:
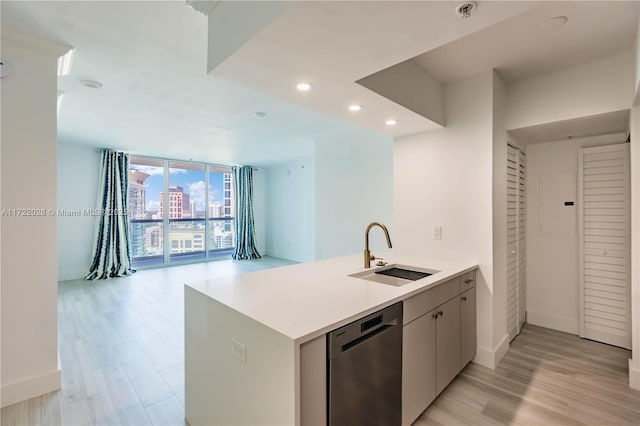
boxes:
[131,164,225,213]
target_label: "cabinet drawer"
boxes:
[403,277,460,325]
[461,270,476,291]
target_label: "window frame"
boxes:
[128,156,235,268]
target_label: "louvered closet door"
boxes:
[507,145,526,342]
[579,144,631,349]
[517,152,526,333]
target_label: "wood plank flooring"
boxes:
[1,257,295,426]
[2,257,639,425]
[415,325,640,426]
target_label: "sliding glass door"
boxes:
[168,161,206,263]
[129,157,234,268]
[129,157,165,267]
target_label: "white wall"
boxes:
[629,46,640,388]
[314,126,394,260]
[395,70,508,369]
[57,141,100,281]
[492,71,509,357]
[526,133,626,334]
[636,10,640,94]
[264,158,315,262]
[507,51,636,130]
[1,33,68,407]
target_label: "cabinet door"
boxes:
[402,310,436,426]
[460,287,476,368]
[436,297,461,394]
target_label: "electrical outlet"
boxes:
[433,226,443,240]
[231,338,246,364]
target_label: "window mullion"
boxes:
[205,165,210,259]
[163,159,170,264]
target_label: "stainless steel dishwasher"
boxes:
[327,302,403,426]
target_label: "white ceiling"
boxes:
[209,1,540,138]
[0,1,350,166]
[413,1,639,84]
[2,1,638,164]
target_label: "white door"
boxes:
[507,144,526,341]
[579,144,631,349]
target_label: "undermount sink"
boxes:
[349,264,440,286]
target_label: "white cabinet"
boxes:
[401,309,436,425]
[401,271,476,426]
[460,286,476,368]
[435,296,461,394]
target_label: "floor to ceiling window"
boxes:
[129,157,165,266]
[208,166,236,254]
[129,156,234,268]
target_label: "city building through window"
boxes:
[129,156,235,267]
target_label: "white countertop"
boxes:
[185,253,477,344]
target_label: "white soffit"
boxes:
[208,1,540,138]
[508,109,630,146]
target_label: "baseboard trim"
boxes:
[474,333,510,369]
[58,269,87,282]
[527,310,579,335]
[1,368,61,408]
[630,359,640,390]
[263,250,311,264]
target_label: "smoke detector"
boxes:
[456,2,477,18]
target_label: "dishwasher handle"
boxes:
[328,302,403,359]
[341,320,398,352]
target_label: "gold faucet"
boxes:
[364,222,392,268]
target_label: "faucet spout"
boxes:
[364,222,392,268]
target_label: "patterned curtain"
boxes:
[85,150,134,280]
[232,166,262,260]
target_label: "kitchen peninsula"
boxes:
[185,254,478,426]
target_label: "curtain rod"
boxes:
[94,149,259,170]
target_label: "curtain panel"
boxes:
[85,150,134,280]
[232,166,261,260]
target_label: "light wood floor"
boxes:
[1,257,296,426]
[416,325,640,426]
[2,258,639,425]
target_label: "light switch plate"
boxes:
[231,338,246,364]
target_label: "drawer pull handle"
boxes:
[461,296,467,301]
[438,310,443,316]
[464,279,473,284]
[432,313,439,319]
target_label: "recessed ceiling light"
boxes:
[385,119,397,126]
[296,82,313,91]
[540,16,568,32]
[80,79,103,89]
[348,104,363,112]
[254,111,267,118]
